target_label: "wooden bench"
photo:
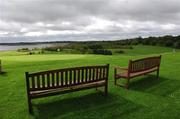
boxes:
[114,56,161,89]
[25,64,109,113]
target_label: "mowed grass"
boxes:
[112,45,180,55]
[0,45,180,119]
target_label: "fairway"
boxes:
[0,48,180,119]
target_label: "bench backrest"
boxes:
[26,64,109,91]
[128,56,161,73]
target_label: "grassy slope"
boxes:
[0,45,180,119]
[112,45,179,55]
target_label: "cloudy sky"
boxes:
[0,0,180,43]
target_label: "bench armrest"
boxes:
[114,66,128,76]
[114,66,128,70]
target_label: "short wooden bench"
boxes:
[114,56,161,89]
[25,64,109,113]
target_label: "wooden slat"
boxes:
[56,72,59,86]
[102,67,105,78]
[77,69,80,84]
[81,69,84,83]
[73,70,76,84]
[65,70,68,85]
[61,71,64,86]
[99,68,102,79]
[88,68,92,81]
[52,72,55,87]
[92,68,95,81]
[31,76,35,89]
[42,74,45,88]
[47,73,50,87]
[69,70,72,85]
[104,68,107,78]
[96,68,99,80]
[36,75,40,88]
[85,68,88,82]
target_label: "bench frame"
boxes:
[114,56,161,89]
[25,64,109,114]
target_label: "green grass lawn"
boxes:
[112,45,180,55]
[0,45,180,119]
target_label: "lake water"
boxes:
[0,43,67,51]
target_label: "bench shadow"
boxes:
[34,92,145,119]
[0,72,7,76]
[130,75,180,97]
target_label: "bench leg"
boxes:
[27,97,33,114]
[114,69,117,85]
[114,78,117,85]
[125,78,130,89]
[157,70,159,80]
[104,85,108,96]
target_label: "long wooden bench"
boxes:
[114,56,161,89]
[25,64,109,113]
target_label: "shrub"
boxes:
[150,41,157,46]
[93,49,112,55]
[29,52,35,55]
[77,46,89,54]
[43,46,63,52]
[174,41,180,49]
[165,40,174,47]
[41,50,45,54]
[131,40,138,45]
[88,44,103,49]
[115,50,125,54]
[129,46,133,49]
[17,48,30,52]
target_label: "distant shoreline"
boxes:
[0,41,72,46]
[0,40,121,45]
[0,42,68,51]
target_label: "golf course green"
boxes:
[0,45,179,119]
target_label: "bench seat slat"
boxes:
[116,67,158,78]
[30,80,106,98]
[28,78,106,91]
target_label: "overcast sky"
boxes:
[0,0,180,43]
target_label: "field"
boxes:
[0,45,180,119]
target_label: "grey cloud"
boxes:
[0,0,180,42]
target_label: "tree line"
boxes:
[129,35,180,49]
